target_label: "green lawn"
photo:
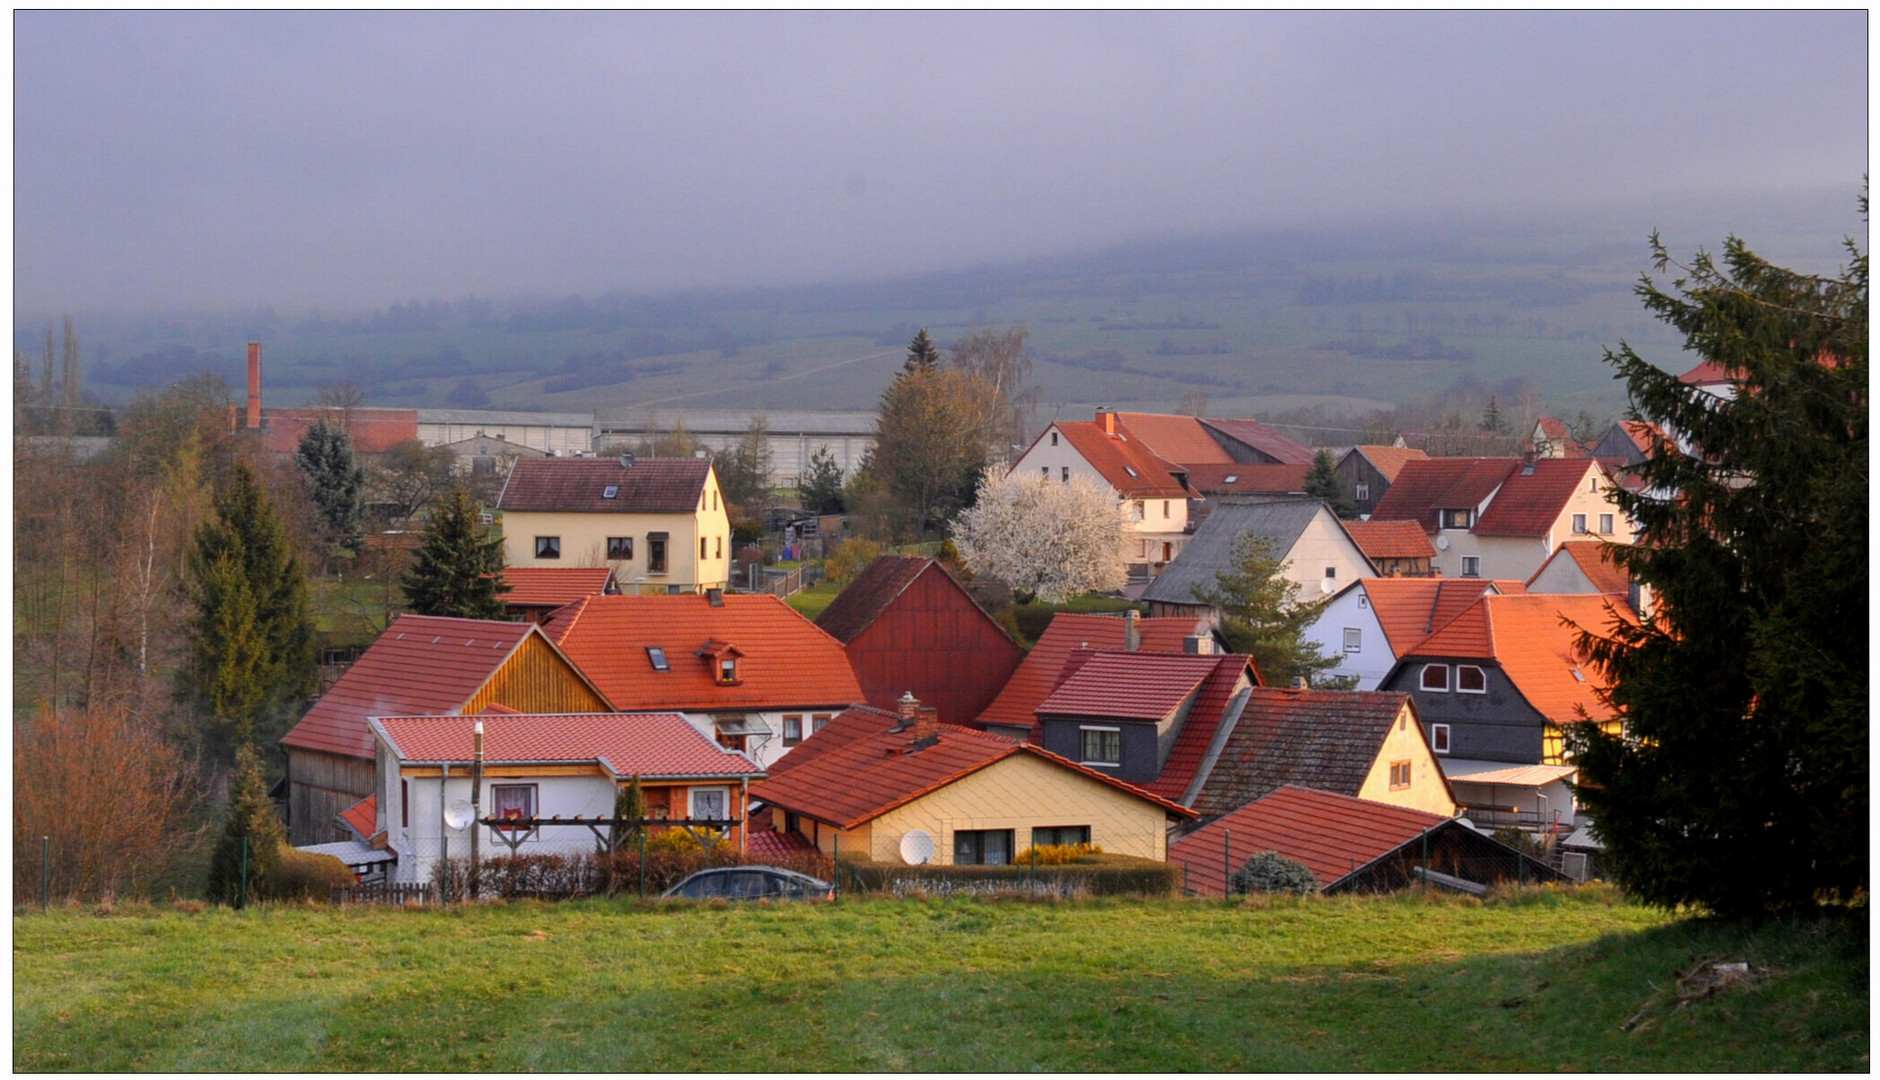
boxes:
[13,891,1867,1072]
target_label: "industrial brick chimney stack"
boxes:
[245,342,262,429]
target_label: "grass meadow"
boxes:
[13,889,1867,1072]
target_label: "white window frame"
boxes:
[1430,723,1451,754]
[1457,664,1487,694]
[490,783,539,842]
[1599,513,1614,534]
[1343,627,1362,653]
[688,786,731,821]
[1355,482,1370,501]
[1420,663,1450,692]
[1079,725,1122,767]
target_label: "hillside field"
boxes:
[13,889,1867,1072]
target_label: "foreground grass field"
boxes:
[13,890,1866,1072]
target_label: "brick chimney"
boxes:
[245,342,262,429]
[1099,410,1117,436]
[911,707,940,743]
[894,690,919,731]
[1124,609,1141,652]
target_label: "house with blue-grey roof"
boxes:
[1142,498,1376,619]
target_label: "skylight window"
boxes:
[1224,474,1239,483]
[1123,466,1138,477]
[603,485,619,499]
[647,647,670,672]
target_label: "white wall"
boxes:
[387,768,620,885]
[677,709,842,770]
[1282,510,1375,604]
[1011,424,1190,566]
[1305,584,1395,690]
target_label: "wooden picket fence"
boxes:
[330,881,434,906]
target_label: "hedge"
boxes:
[834,853,1181,898]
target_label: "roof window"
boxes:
[1224,474,1238,483]
[1123,466,1138,478]
[603,485,619,499]
[647,647,670,672]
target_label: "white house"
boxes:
[363,711,764,886]
[1142,498,1376,618]
[1307,577,1525,690]
[1009,413,1194,578]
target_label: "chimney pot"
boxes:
[894,690,920,729]
[1291,676,1308,690]
[911,707,940,743]
[1123,609,1141,652]
[1183,634,1214,655]
[620,452,636,470]
[245,342,262,429]
[1520,450,1536,475]
[1100,411,1116,435]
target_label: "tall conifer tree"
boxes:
[401,485,510,618]
[1302,448,1356,519]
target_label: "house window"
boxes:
[1031,826,1091,848]
[1041,467,1049,478]
[1572,513,1588,534]
[603,485,618,499]
[712,491,719,511]
[716,536,723,558]
[1325,567,1337,579]
[1343,627,1362,653]
[1429,724,1450,753]
[1457,665,1487,693]
[782,715,803,747]
[1440,509,1472,529]
[717,657,739,684]
[607,536,633,560]
[1389,761,1412,790]
[491,784,537,840]
[689,786,729,822]
[812,713,832,733]
[701,537,709,560]
[1590,476,1599,492]
[1050,431,1059,446]
[1080,726,1122,766]
[953,829,1014,866]
[401,779,409,829]
[1162,500,1170,518]
[534,536,561,559]
[1355,482,1370,501]
[1420,663,1449,691]
[648,533,668,574]
[1061,466,1070,482]
[1461,556,1481,577]
[1599,513,1614,534]
[1129,501,1145,521]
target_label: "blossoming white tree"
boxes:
[953,468,1128,603]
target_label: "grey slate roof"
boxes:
[1187,688,1426,820]
[1141,497,1328,607]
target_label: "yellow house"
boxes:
[751,701,1196,865]
[495,455,731,594]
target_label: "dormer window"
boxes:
[603,485,619,499]
[718,657,738,684]
[698,640,744,685]
[1440,509,1472,530]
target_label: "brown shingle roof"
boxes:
[814,555,939,644]
[1188,689,1435,820]
[498,457,710,514]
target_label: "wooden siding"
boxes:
[466,633,610,715]
[287,749,377,845]
[845,566,1024,725]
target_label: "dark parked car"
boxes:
[662,866,835,902]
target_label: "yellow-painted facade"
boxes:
[497,470,731,592]
[807,753,1173,865]
[1354,703,1459,816]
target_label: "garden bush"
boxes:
[269,848,355,900]
[1230,850,1320,896]
[1010,842,1103,866]
[837,853,1180,898]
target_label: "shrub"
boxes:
[645,827,732,855]
[838,853,1180,898]
[270,849,354,900]
[206,747,286,907]
[1231,850,1320,896]
[823,538,884,586]
[1011,842,1104,866]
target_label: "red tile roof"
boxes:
[1619,420,1666,454]
[339,795,377,840]
[372,712,763,778]
[1341,519,1437,562]
[1345,445,1429,483]
[814,555,941,643]
[1037,650,1224,721]
[1530,541,1631,597]
[1361,578,1527,656]
[746,828,818,862]
[1197,418,1316,465]
[498,457,711,514]
[1405,593,1638,725]
[751,706,1193,829]
[1534,416,1569,440]
[499,566,616,609]
[1109,413,1235,465]
[259,408,420,455]
[1170,785,1451,897]
[1146,655,1262,803]
[1046,422,1189,498]
[1678,359,1733,386]
[1181,464,1310,496]
[542,594,864,711]
[1472,459,1602,537]
[1368,458,1519,533]
[282,615,584,759]
[1188,690,1447,819]
[974,614,1214,735]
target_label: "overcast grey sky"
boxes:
[13,10,1867,313]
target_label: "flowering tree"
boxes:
[953,469,1127,603]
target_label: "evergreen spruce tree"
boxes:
[610,774,648,852]
[401,485,510,618]
[1301,448,1357,519]
[1480,394,1508,435]
[903,328,942,373]
[1191,533,1339,686]
[205,745,287,907]
[798,445,846,514]
[185,461,317,759]
[1568,208,1867,916]
[295,419,368,553]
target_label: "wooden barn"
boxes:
[815,556,1025,726]
[278,615,614,845]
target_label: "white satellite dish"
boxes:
[1434,535,1450,551]
[443,799,475,830]
[1319,577,1336,595]
[898,829,935,865]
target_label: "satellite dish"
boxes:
[898,829,935,865]
[1435,535,1450,551]
[1319,577,1336,595]
[443,799,475,830]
